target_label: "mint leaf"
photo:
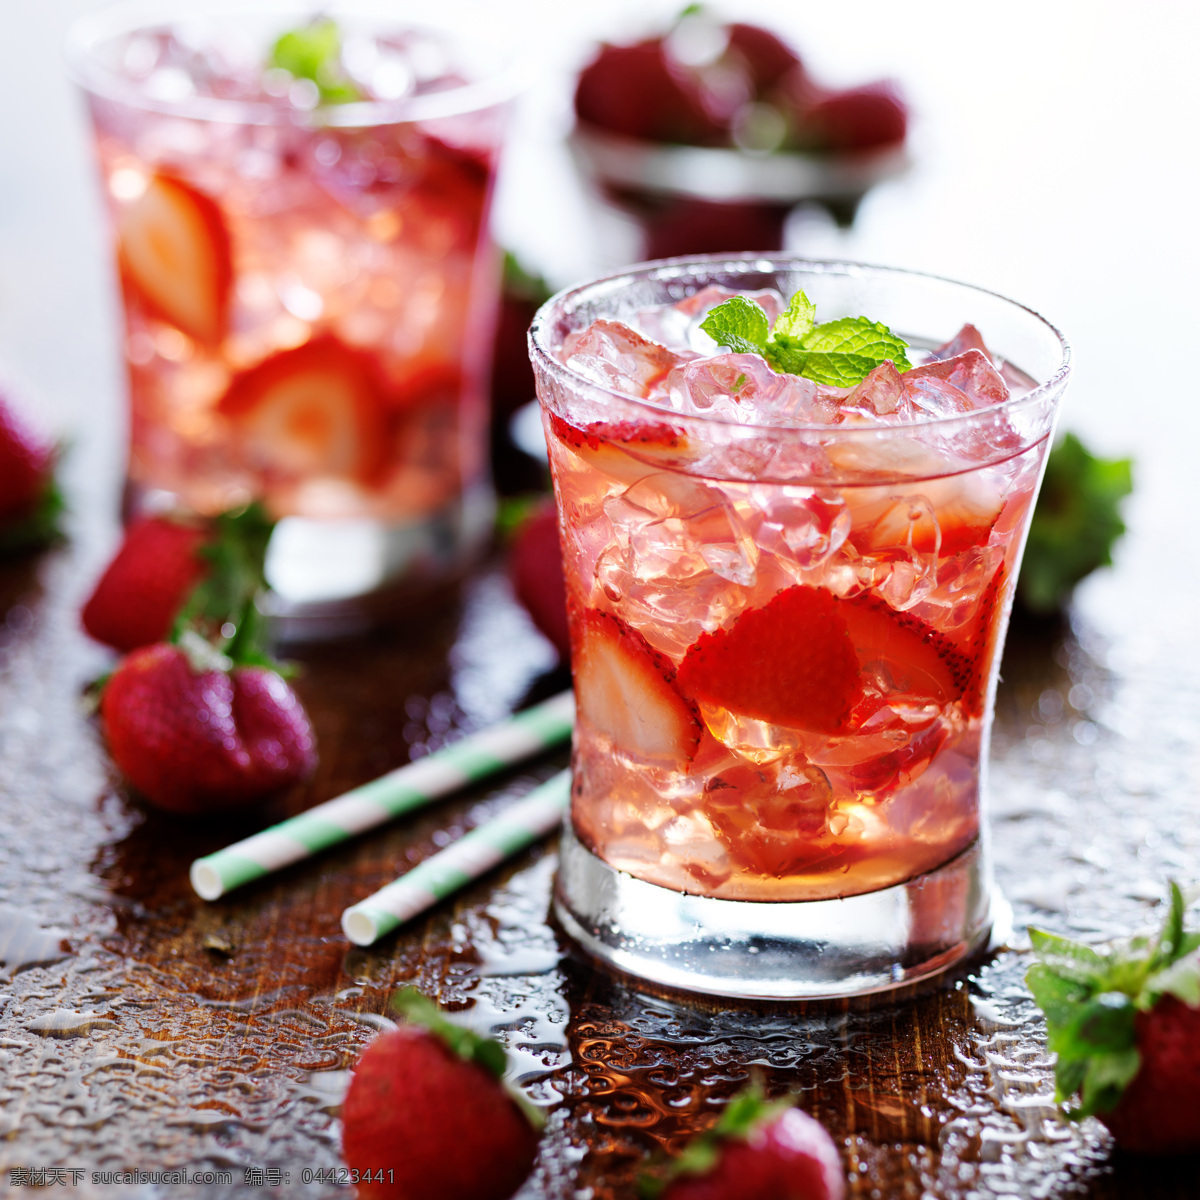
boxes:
[269,18,362,104]
[699,292,910,386]
[771,290,816,340]
[699,295,770,355]
[1018,432,1133,614]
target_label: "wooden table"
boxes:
[1,2,1198,1196]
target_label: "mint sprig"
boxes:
[1026,881,1200,1120]
[269,18,362,104]
[699,290,911,386]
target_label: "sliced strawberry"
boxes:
[546,411,686,485]
[573,610,701,762]
[217,335,388,484]
[848,473,1005,559]
[841,592,971,710]
[117,172,232,346]
[676,587,861,735]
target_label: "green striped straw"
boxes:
[189,691,574,901]
[342,768,571,946]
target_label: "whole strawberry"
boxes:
[82,515,210,652]
[0,389,62,551]
[342,989,541,1200]
[82,504,273,652]
[100,636,316,815]
[643,1085,845,1200]
[1027,881,1200,1154]
[509,499,569,662]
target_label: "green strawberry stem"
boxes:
[639,1080,796,1197]
[0,463,66,555]
[1026,881,1200,1119]
[392,988,545,1131]
[169,502,281,671]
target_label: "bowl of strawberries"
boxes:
[571,10,910,259]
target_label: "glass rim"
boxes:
[65,0,525,128]
[528,254,1072,440]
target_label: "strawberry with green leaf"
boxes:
[92,504,318,815]
[342,988,542,1200]
[640,1083,845,1200]
[1026,881,1200,1154]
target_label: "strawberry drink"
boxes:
[531,257,1069,998]
[69,8,515,624]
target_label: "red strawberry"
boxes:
[676,587,861,735]
[546,411,686,484]
[573,610,701,763]
[509,499,569,662]
[792,81,908,153]
[0,390,59,547]
[117,172,232,346]
[342,989,541,1200]
[840,592,970,711]
[1027,882,1200,1155]
[847,474,1005,559]
[81,515,210,653]
[574,40,729,145]
[100,639,316,815]
[217,335,388,484]
[646,1085,845,1200]
[726,23,803,94]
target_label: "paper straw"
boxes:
[341,769,571,946]
[190,691,574,900]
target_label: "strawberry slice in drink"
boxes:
[676,586,862,735]
[217,335,389,484]
[676,584,979,738]
[546,411,687,485]
[117,172,232,346]
[573,610,701,763]
[848,473,1005,559]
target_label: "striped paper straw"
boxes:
[189,691,574,901]
[342,769,571,946]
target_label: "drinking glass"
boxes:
[68,3,518,636]
[529,255,1069,998]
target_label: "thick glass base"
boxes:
[554,826,1006,1000]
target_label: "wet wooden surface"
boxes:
[1,1,1199,1197]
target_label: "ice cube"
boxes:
[902,349,1009,411]
[933,323,993,362]
[839,361,906,418]
[750,489,851,572]
[563,319,688,397]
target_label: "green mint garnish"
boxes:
[1017,432,1133,615]
[699,290,911,387]
[698,294,771,356]
[1026,881,1200,1120]
[269,18,362,104]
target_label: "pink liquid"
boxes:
[84,23,505,525]
[543,298,1046,902]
